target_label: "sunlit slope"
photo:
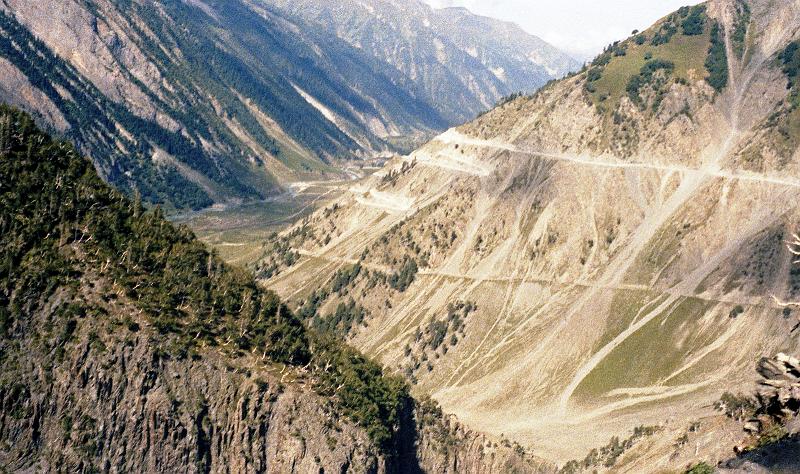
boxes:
[262,0,800,465]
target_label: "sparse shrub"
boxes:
[685,462,714,474]
[715,392,757,420]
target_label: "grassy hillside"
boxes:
[583,5,715,116]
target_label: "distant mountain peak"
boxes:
[266,0,581,116]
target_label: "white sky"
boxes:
[424,0,703,61]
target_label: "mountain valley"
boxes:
[0,0,575,210]
[5,0,800,472]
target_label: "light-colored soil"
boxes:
[256,1,800,469]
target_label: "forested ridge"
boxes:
[0,106,410,452]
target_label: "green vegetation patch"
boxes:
[680,5,707,36]
[274,141,336,175]
[685,462,714,474]
[311,337,409,449]
[731,1,752,59]
[650,13,680,46]
[388,256,419,292]
[311,297,369,337]
[593,289,664,352]
[624,219,688,286]
[585,18,711,116]
[782,41,800,108]
[626,59,675,108]
[296,263,371,338]
[294,253,420,340]
[647,5,705,45]
[573,296,717,399]
[705,21,729,92]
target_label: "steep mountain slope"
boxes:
[0,0,574,211]
[266,0,579,124]
[0,106,553,473]
[258,0,800,469]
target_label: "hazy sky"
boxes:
[424,0,703,61]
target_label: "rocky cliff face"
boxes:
[1,291,384,473]
[1,281,551,473]
[258,1,800,469]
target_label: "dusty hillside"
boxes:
[259,0,800,469]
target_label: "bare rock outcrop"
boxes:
[0,301,385,473]
[754,353,800,422]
